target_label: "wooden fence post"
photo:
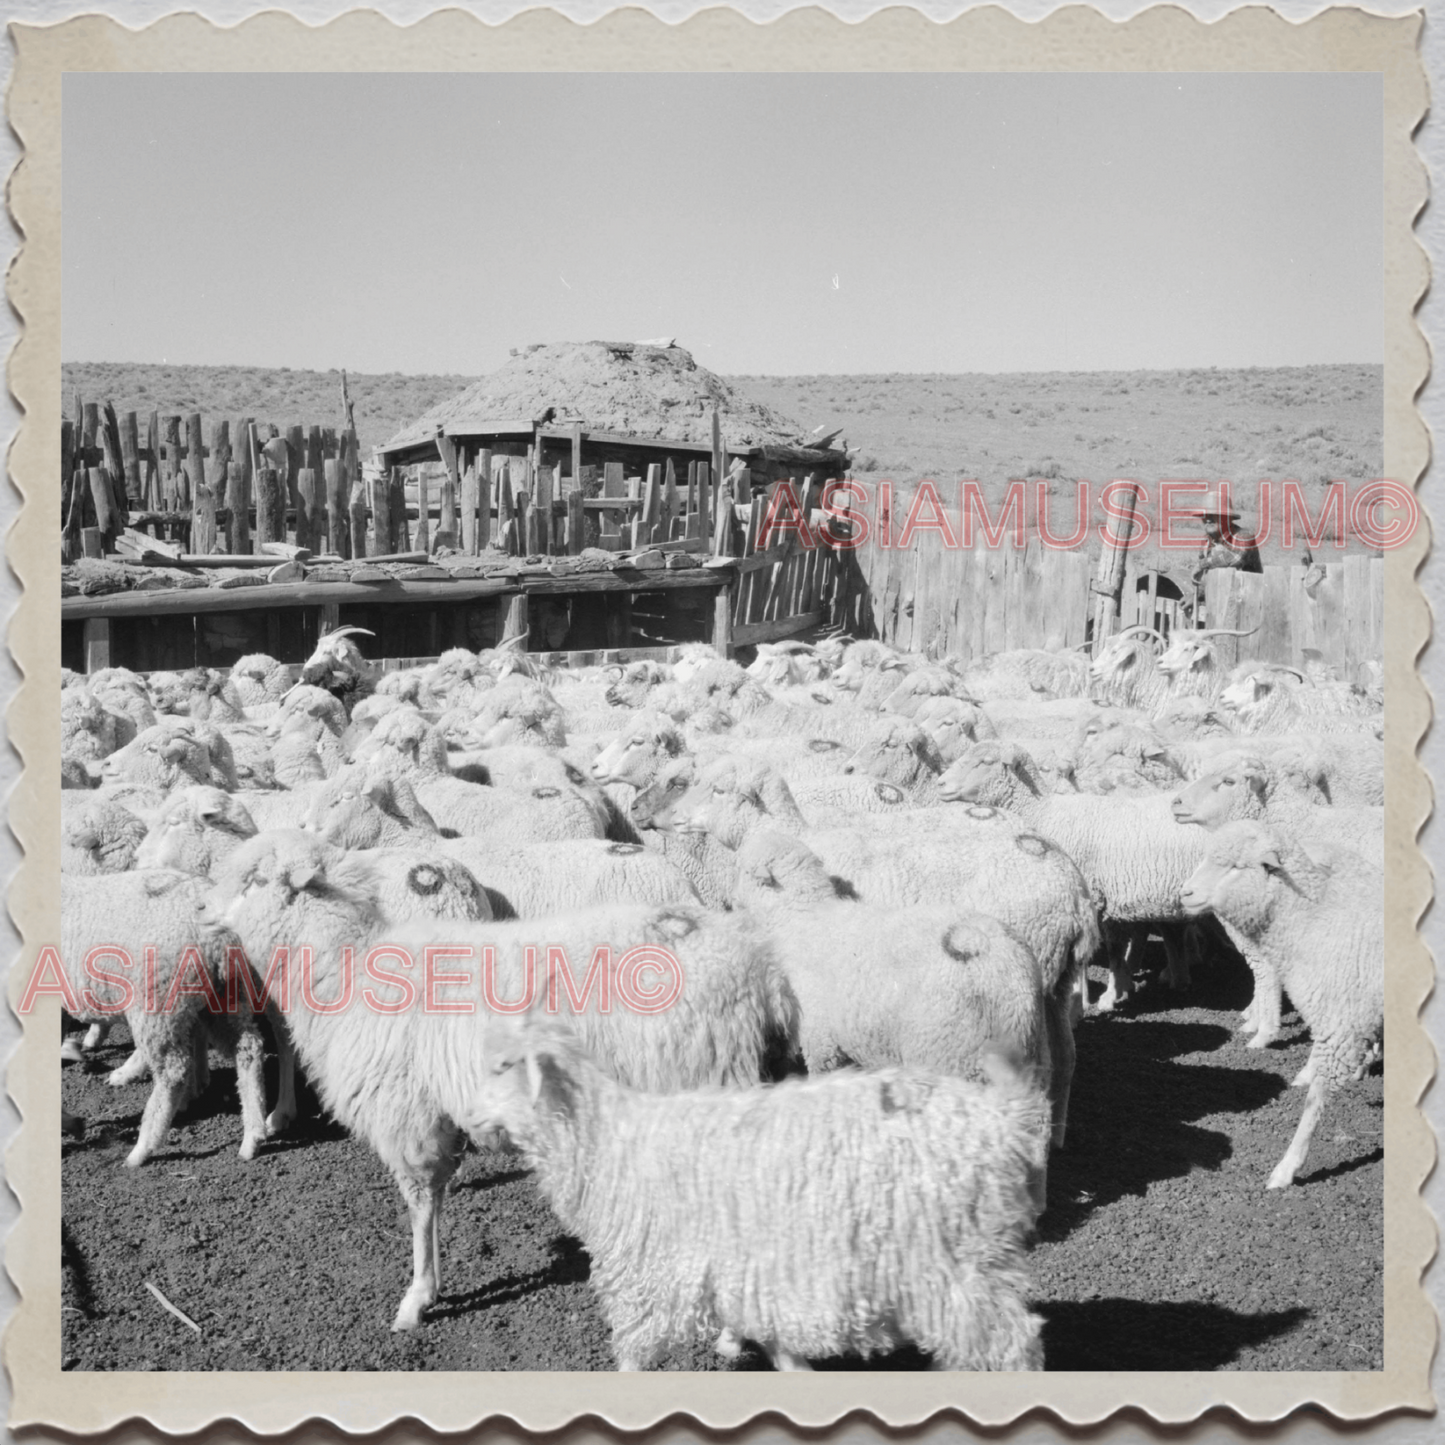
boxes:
[372,469,392,557]
[87,466,117,551]
[349,473,368,560]
[499,592,529,648]
[478,449,493,552]
[184,413,207,516]
[229,453,252,554]
[255,463,285,546]
[119,411,143,506]
[436,432,458,545]
[191,470,218,556]
[82,618,110,672]
[415,465,431,554]
[297,468,319,553]
[389,467,409,552]
[535,464,553,555]
[1090,483,1140,654]
[461,461,479,555]
[713,577,733,657]
[324,458,348,559]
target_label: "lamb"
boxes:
[61,796,149,875]
[206,831,797,1330]
[1179,821,1383,1188]
[1169,760,1383,1048]
[460,676,569,750]
[734,830,1046,1090]
[839,717,947,795]
[59,870,269,1166]
[744,639,827,687]
[646,754,1101,1146]
[938,740,1207,1008]
[133,787,260,877]
[264,682,350,744]
[463,1012,1047,1371]
[302,769,443,849]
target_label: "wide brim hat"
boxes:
[1178,487,1241,521]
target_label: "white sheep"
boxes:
[1169,760,1383,1048]
[229,652,293,708]
[92,718,215,794]
[60,870,270,1166]
[206,831,798,1331]
[86,669,158,745]
[911,694,998,763]
[646,753,1101,1146]
[938,741,1209,1010]
[1220,662,1379,736]
[61,796,149,875]
[463,1012,1048,1371]
[734,830,1047,1089]
[1179,820,1383,1189]
[134,786,260,876]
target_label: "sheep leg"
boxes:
[1095,928,1135,1013]
[189,1031,211,1104]
[82,1023,110,1051]
[1243,953,1283,1050]
[714,1327,743,1360]
[1044,992,1075,1151]
[231,1024,269,1161]
[1160,928,1190,992]
[106,1049,150,1087]
[265,1009,299,1136]
[391,1176,444,1331]
[1267,1072,1330,1190]
[766,1346,813,1372]
[1292,1048,1318,1088]
[126,1052,190,1168]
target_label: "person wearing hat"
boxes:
[1186,487,1262,586]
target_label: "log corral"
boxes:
[60,344,859,674]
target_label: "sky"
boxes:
[61,71,1382,377]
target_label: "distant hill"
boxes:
[60,362,481,456]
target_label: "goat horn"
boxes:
[1196,625,1261,639]
[1117,625,1164,643]
[323,626,375,641]
[1278,666,1308,683]
[498,633,528,650]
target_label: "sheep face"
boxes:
[589,716,686,787]
[643,756,801,849]
[1155,695,1234,740]
[1170,764,1269,828]
[732,831,839,909]
[206,830,382,942]
[1178,821,1291,933]
[302,771,423,848]
[61,798,148,874]
[350,707,450,779]
[230,653,289,706]
[136,786,259,874]
[603,660,671,710]
[96,722,213,792]
[266,685,348,740]
[842,720,942,788]
[936,742,1036,807]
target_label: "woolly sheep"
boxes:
[61,796,148,875]
[839,717,946,794]
[60,870,269,1166]
[1220,663,1378,736]
[205,831,797,1330]
[133,787,259,877]
[87,669,157,746]
[62,687,120,768]
[1180,821,1383,1188]
[271,727,330,787]
[939,740,1207,1007]
[647,755,1100,1145]
[229,652,292,707]
[1169,761,1383,1048]
[734,830,1046,1090]
[93,719,215,794]
[463,1013,1047,1370]
[912,694,998,762]
[264,682,349,742]
[302,768,442,850]
[960,647,1092,703]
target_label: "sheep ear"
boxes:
[195,796,226,822]
[1259,848,1284,874]
[162,738,193,763]
[286,860,323,894]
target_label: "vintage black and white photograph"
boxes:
[45,60,1399,1382]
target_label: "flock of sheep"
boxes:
[57,616,1385,1370]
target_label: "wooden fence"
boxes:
[842,525,1383,681]
[60,399,740,567]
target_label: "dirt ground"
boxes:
[60,948,1383,1374]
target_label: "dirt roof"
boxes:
[382,340,814,455]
